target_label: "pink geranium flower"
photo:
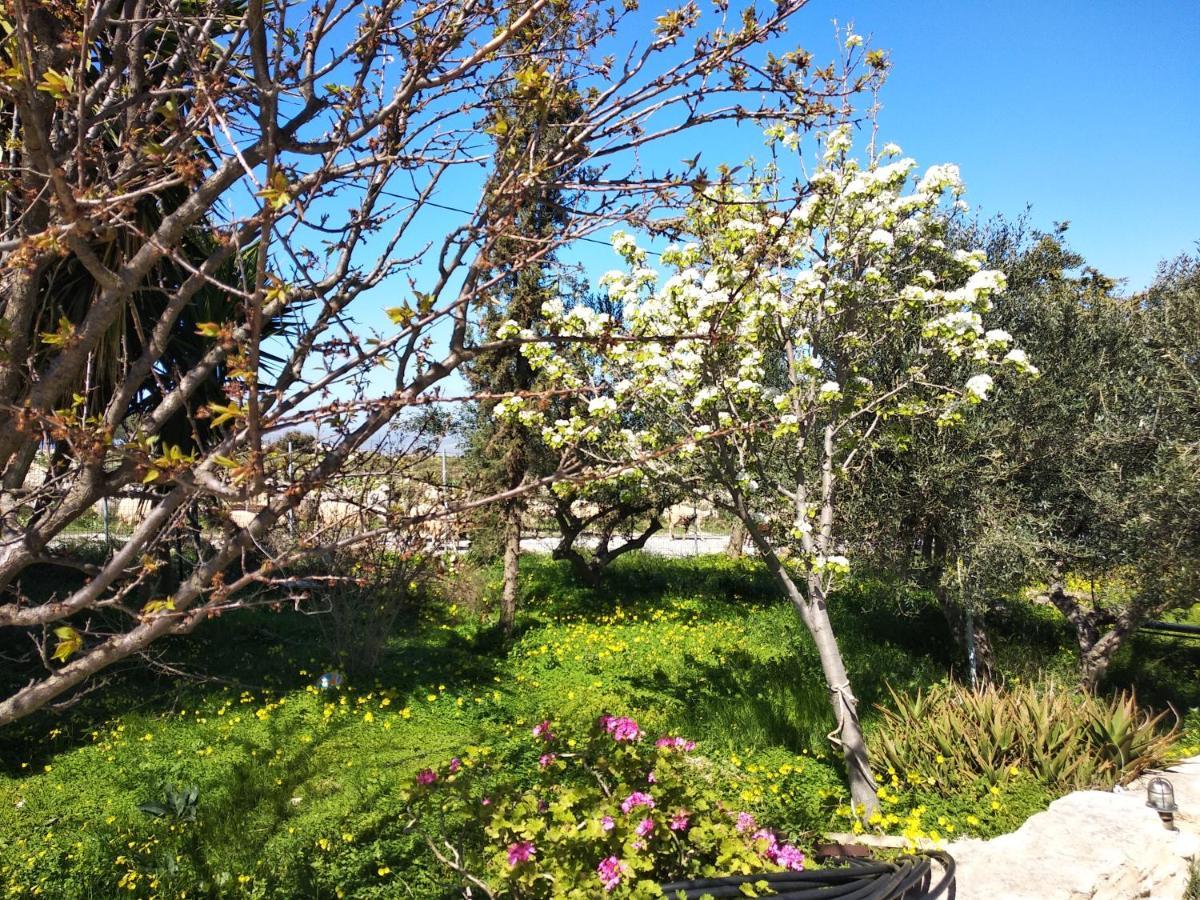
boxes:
[539,753,556,768]
[600,815,615,832]
[416,768,437,785]
[506,841,535,867]
[532,720,554,741]
[597,856,628,891]
[635,817,654,837]
[751,828,779,855]
[655,735,697,751]
[600,715,642,742]
[669,810,690,831]
[620,791,655,814]
[773,844,806,871]
[735,811,757,833]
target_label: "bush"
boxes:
[873,681,1177,795]
[314,543,440,677]
[406,714,810,898]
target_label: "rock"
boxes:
[949,788,1196,899]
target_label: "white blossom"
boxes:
[985,328,1012,345]
[1004,348,1039,375]
[867,229,894,249]
[587,396,617,416]
[964,374,994,401]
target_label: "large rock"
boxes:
[949,788,1198,899]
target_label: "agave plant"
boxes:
[874,681,1178,792]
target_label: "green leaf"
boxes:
[256,170,293,211]
[36,70,72,100]
[50,626,82,662]
[195,322,223,338]
[386,304,414,326]
[141,598,175,618]
[207,402,247,428]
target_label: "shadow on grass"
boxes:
[0,602,505,770]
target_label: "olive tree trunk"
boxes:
[1042,570,1143,692]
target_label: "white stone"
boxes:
[949,784,1198,899]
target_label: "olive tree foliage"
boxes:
[505,125,1035,812]
[0,0,876,724]
[847,226,1200,690]
[1018,245,1200,688]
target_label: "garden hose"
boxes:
[658,852,955,900]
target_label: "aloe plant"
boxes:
[873,682,1177,792]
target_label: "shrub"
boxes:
[406,715,809,898]
[873,681,1177,794]
[314,542,439,677]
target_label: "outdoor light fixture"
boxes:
[1146,776,1178,829]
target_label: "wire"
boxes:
[380,189,665,257]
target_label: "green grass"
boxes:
[0,553,1188,897]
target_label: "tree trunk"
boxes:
[499,502,520,636]
[802,573,880,816]
[1078,621,1134,691]
[750,531,879,815]
[971,619,996,686]
[1043,574,1133,692]
[725,519,748,558]
[934,583,994,686]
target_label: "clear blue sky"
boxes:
[815,0,1199,290]
[302,0,1200,425]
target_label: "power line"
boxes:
[380,189,664,258]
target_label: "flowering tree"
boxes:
[509,126,1036,812]
[0,0,878,724]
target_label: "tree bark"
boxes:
[801,573,880,816]
[725,519,748,558]
[933,583,995,686]
[748,522,879,815]
[499,501,521,636]
[1042,574,1135,692]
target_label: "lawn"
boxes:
[0,554,1192,898]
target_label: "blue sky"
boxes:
[373,0,1199,307]
[294,1,1200,428]
[812,0,1199,290]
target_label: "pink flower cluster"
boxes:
[538,753,556,768]
[532,720,554,741]
[596,855,629,892]
[669,810,690,831]
[655,735,696,751]
[748,827,805,872]
[620,791,655,814]
[600,715,642,742]
[415,768,437,785]
[774,844,806,871]
[506,841,536,867]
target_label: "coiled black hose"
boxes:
[658,852,955,899]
